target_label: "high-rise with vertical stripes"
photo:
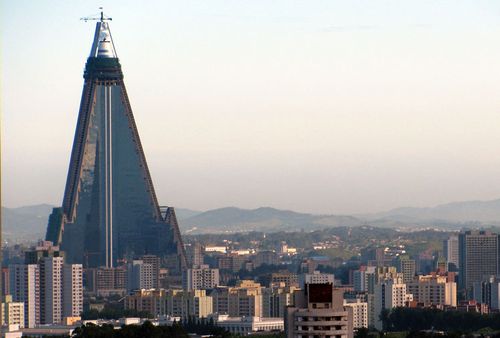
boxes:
[45,13,187,272]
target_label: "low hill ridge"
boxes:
[5,198,500,240]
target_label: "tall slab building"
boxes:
[45,14,187,271]
[458,231,498,295]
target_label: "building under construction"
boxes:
[45,13,187,272]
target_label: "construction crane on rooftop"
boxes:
[80,7,112,23]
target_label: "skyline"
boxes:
[3,1,500,214]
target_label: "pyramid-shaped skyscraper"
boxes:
[46,15,187,271]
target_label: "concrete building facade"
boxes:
[63,264,83,318]
[262,285,299,318]
[374,277,411,330]
[9,248,83,326]
[2,296,25,328]
[127,260,154,292]
[406,274,456,307]
[212,280,264,318]
[473,276,500,310]
[40,256,64,325]
[212,315,284,335]
[398,257,416,283]
[182,264,219,291]
[344,298,368,329]
[285,283,353,338]
[9,264,39,328]
[299,271,335,287]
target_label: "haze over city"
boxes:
[6,2,500,337]
[3,0,500,214]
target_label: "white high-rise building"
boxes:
[63,264,83,317]
[9,264,39,328]
[183,264,219,291]
[444,236,459,270]
[10,257,83,326]
[374,277,411,330]
[40,256,64,324]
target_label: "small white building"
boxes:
[3,324,22,338]
[204,246,227,254]
[299,271,334,287]
[119,317,141,325]
[211,314,284,335]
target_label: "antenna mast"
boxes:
[80,7,112,23]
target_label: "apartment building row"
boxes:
[7,242,83,328]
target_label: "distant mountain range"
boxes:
[0,205,204,242]
[2,204,55,242]
[180,207,361,234]
[359,199,500,226]
[4,198,500,241]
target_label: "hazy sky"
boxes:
[3,0,500,214]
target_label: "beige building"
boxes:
[98,267,127,296]
[407,274,457,307]
[85,267,127,297]
[285,283,353,338]
[212,280,263,317]
[270,272,299,287]
[165,289,213,319]
[344,299,368,329]
[124,289,213,320]
[125,289,167,317]
[375,266,399,283]
[2,296,25,328]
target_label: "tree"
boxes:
[355,327,370,338]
